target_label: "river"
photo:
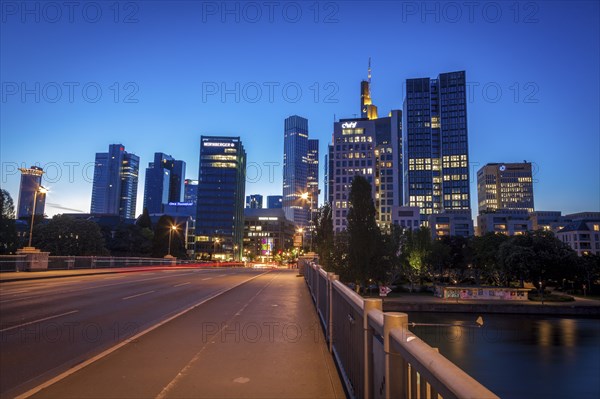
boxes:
[407,312,600,398]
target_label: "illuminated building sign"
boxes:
[168,202,194,206]
[258,217,278,221]
[204,142,234,147]
[341,121,358,128]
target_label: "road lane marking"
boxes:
[201,277,212,281]
[156,273,278,399]
[15,270,271,399]
[122,291,155,300]
[216,274,227,277]
[0,310,79,333]
[173,282,191,287]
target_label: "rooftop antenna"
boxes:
[368,57,372,83]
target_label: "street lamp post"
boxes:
[167,225,177,257]
[301,192,314,252]
[213,237,220,260]
[28,186,47,248]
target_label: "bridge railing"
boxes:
[299,258,499,399]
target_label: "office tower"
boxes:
[307,139,319,220]
[329,64,402,232]
[183,179,198,205]
[17,166,46,219]
[195,136,246,260]
[361,58,378,120]
[246,194,263,209]
[282,115,309,227]
[326,144,334,204]
[91,144,139,219]
[403,71,470,222]
[477,162,535,213]
[267,195,283,209]
[143,153,186,214]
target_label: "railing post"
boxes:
[327,273,338,353]
[364,298,382,399]
[384,312,408,399]
[316,266,320,311]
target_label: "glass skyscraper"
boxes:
[245,194,263,209]
[282,115,310,226]
[307,139,319,221]
[143,153,186,214]
[403,71,470,221]
[477,162,535,213]
[195,136,246,260]
[91,144,139,219]
[17,166,46,219]
[267,195,283,209]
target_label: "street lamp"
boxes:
[213,237,220,260]
[167,224,178,257]
[27,185,48,248]
[300,192,314,252]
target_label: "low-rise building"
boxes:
[428,210,474,239]
[477,210,531,236]
[243,208,295,261]
[391,206,420,231]
[557,219,600,256]
[529,211,569,233]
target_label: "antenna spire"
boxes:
[368,57,372,83]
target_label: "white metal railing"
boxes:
[299,257,499,399]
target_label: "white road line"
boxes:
[173,282,191,287]
[16,271,271,399]
[122,290,156,300]
[216,274,227,277]
[201,277,212,281]
[0,310,79,333]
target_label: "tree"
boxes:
[33,215,108,255]
[401,227,432,292]
[107,224,153,257]
[574,254,600,295]
[0,190,18,254]
[152,215,186,258]
[472,233,510,285]
[136,208,153,229]
[314,203,334,271]
[346,176,381,288]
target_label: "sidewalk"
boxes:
[29,270,345,398]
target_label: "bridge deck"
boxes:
[28,269,345,398]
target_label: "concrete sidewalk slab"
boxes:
[29,270,345,399]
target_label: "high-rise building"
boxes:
[325,145,334,204]
[91,144,139,219]
[477,162,534,213]
[195,136,246,260]
[403,71,471,222]
[282,115,309,227]
[267,195,283,209]
[183,179,198,205]
[17,166,46,219]
[329,64,402,232]
[143,153,186,214]
[246,194,263,209]
[307,139,319,220]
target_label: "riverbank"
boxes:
[380,293,600,317]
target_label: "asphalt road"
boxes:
[0,267,268,398]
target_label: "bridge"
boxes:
[0,259,497,398]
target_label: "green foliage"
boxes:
[136,208,153,229]
[0,190,18,254]
[314,202,334,271]
[106,224,153,257]
[401,227,432,291]
[33,215,108,256]
[346,176,382,286]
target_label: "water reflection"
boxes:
[407,313,600,399]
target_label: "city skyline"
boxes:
[1,2,599,219]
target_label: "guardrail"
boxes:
[300,258,499,399]
[0,255,240,272]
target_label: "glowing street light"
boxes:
[167,224,178,257]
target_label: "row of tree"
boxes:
[0,189,186,258]
[313,177,600,294]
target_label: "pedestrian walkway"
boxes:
[27,270,345,398]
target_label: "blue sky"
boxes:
[1,0,599,218]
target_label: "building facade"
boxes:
[307,138,320,221]
[91,144,139,219]
[17,166,46,219]
[429,210,474,239]
[282,115,310,227]
[557,219,600,256]
[183,179,198,204]
[267,195,283,209]
[143,153,186,214]
[243,208,295,261]
[476,210,532,236]
[195,136,246,260]
[246,194,263,209]
[477,162,534,213]
[391,206,421,231]
[403,71,471,222]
